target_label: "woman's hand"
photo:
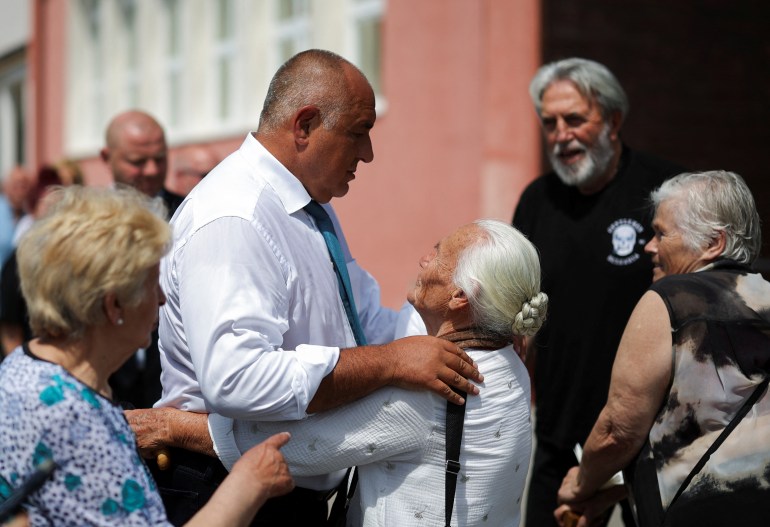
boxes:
[555,467,627,527]
[231,432,295,501]
[185,432,295,527]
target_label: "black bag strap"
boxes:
[445,388,467,527]
[439,329,506,527]
[327,466,358,526]
[665,376,769,516]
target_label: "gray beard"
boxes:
[548,125,615,188]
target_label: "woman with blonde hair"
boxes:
[0,186,293,526]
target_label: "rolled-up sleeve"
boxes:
[178,217,339,420]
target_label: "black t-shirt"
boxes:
[513,146,683,449]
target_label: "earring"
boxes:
[117,318,124,326]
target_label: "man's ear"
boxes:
[608,110,623,141]
[703,230,727,260]
[99,147,110,164]
[103,292,123,326]
[293,106,321,146]
[448,289,469,311]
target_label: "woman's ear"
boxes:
[103,292,123,326]
[703,230,727,261]
[448,289,469,311]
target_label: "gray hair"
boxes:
[650,170,761,265]
[453,219,548,339]
[258,49,368,133]
[529,58,629,121]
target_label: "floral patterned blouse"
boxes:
[0,345,169,525]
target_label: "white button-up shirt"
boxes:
[156,133,397,425]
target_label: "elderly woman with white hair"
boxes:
[133,219,547,526]
[209,219,547,526]
[0,186,294,526]
[556,170,770,527]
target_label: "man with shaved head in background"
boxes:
[168,145,219,197]
[101,110,184,216]
[101,110,183,409]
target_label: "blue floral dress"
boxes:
[0,345,169,525]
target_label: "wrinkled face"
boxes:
[106,125,168,197]
[304,68,375,203]
[407,224,478,327]
[645,200,707,281]
[540,80,615,188]
[122,263,166,350]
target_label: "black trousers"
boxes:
[525,439,636,527]
[149,447,330,526]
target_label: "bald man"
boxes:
[101,110,183,409]
[101,110,183,216]
[168,145,219,197]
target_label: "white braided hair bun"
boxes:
[512,291,548,337]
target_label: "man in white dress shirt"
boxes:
[135,49,482,525]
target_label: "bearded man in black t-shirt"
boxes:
[513,58,683,527]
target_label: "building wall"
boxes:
[27,0,542,308]
[26,0,770,302]
[0,1,29,177]
[334,0,541,307]
[0,1,28,54]
[29,0,67,171]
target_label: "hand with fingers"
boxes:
[125,407,214,470]
[232,432,295,501]
[125,407,177,460]
[186,432,294,527]
[384,335,484,405]
[555,467,627,527]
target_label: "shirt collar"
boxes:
[240,132,312,215]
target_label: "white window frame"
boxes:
[209,0,238,127]
[117,0,140,109]
[0,62,26,177]
[273,0,312,67]
[346,0,385,110]
[161,0,186,131]
[63,0,386,155]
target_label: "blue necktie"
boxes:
[304,200,367,346]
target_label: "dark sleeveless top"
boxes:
[628,260,770,526]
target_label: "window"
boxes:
[275,0,311,65]
[83,0,105,143]
[64,0,386,154]
[0,62,26,175]
[213,0,237,122]
[348,0,384,98]
[163,0,184,127]
[117,0,140,108]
